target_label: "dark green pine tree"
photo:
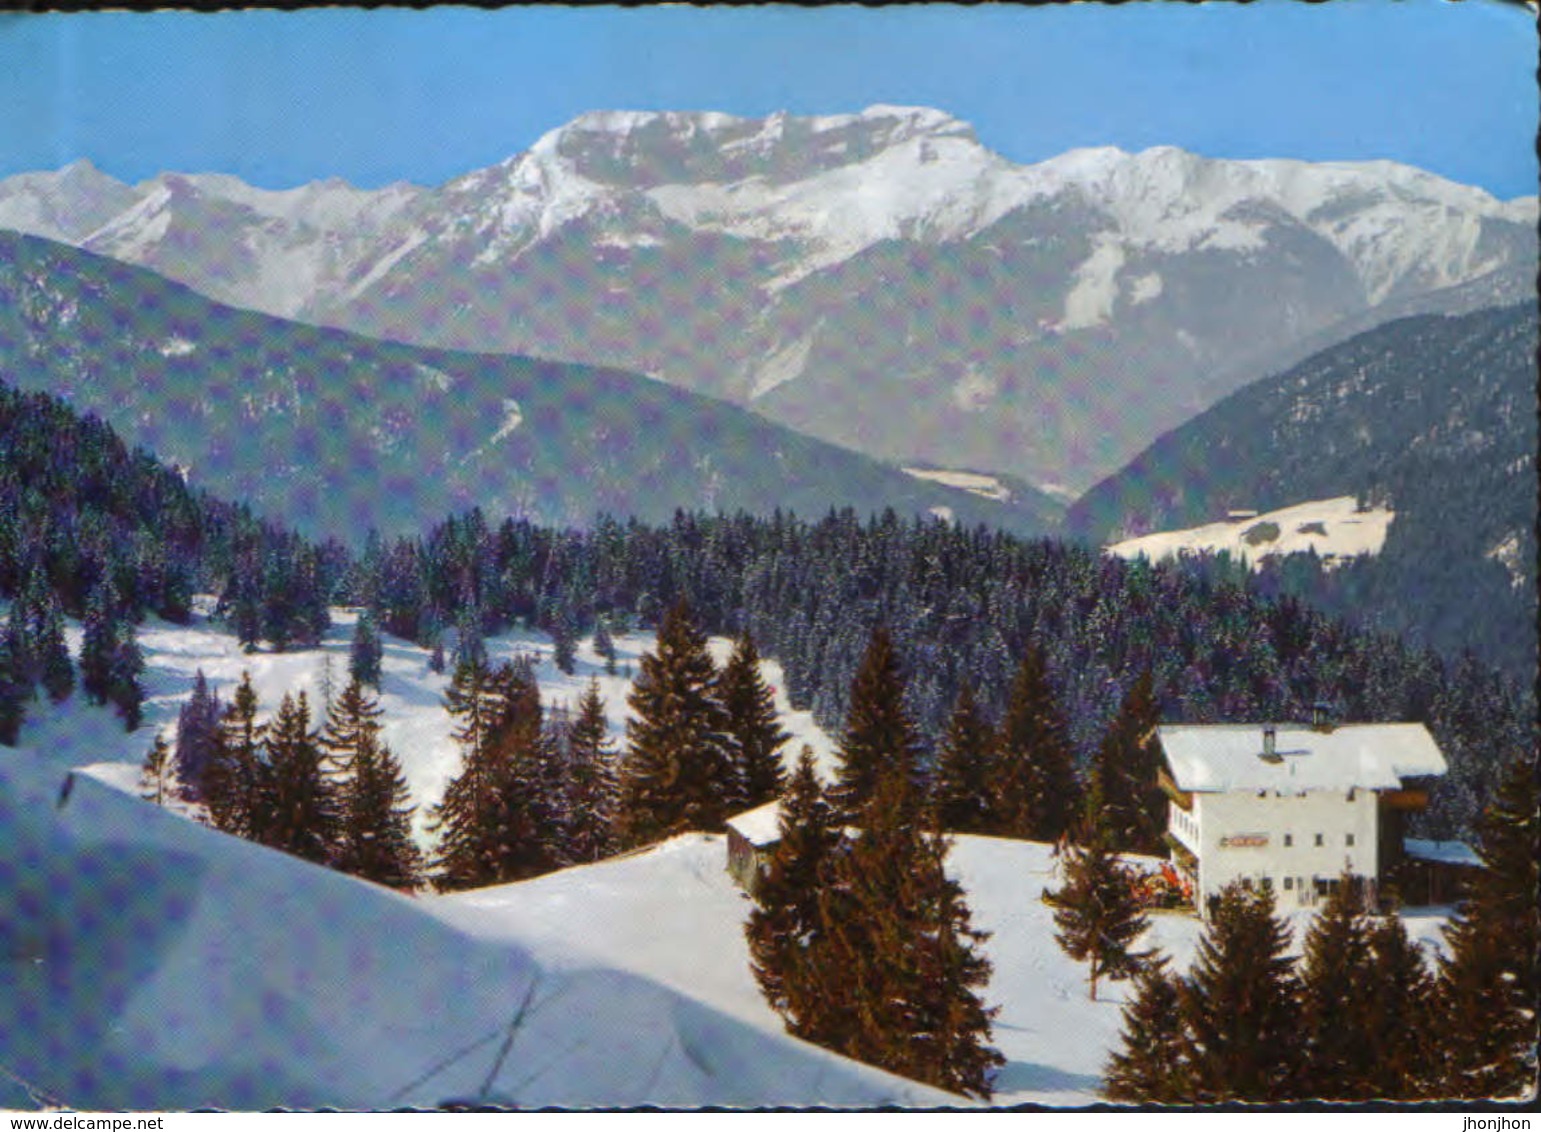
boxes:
[261,691,338,865]
[551,614,578,676]
[79,579,117,704]
[593,617,618,676]
[106,623,145,731]
[1179,882,1303,1102]
[1296,874,1381,1099]
[320,676,385,779]
[619,598,735,845]
[930,684,996,834]
[747,746,841,1033]
[564,679,619,863]
[337,729,423,890]
[807,768,1003,1099]
[1435,757,1539,1099]
[432,656,554,888]
[720,631,789,809]
[203,671,268,841]
[827,625,923,825]
[138,731,176,806]
[0,610,28,745]
[1043,778,1151,1000]
[1103,955,1193,1103]
[34,597,74,703]
[1363,913,1438,1100]
[1089,669,1166,854]
[994,646,1079,842]
[349,608,384,689]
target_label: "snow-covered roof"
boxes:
[1158,723,1446,794]
[725,800,783,847]
[1404,838,1482,869]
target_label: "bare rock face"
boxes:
[3,106,1534,494]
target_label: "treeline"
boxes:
[342,507,1529,842]
[146,601,791,892]
[1102,756,1537,1102]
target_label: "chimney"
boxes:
[1261,725,1278,761]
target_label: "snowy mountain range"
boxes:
[3,105,1534,493]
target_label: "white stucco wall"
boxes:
[1183,788,1380,909]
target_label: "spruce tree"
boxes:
[619,598,734,844]
[0,611,27,745]
[720,631,789,809]
[551,615,578,676]
[337,729,422,890]
[1044,779,1151,1000]
[1180,882,1303,1102]
[747,746,840,1031]
[995,646,1079,842]
[79,579,116,703]
[203,672,267,840]
[433,656,555,888]
[173,670,222,800]
[1435,757,1539,1099]
[1364,914,1438,1100]
[1103,955,1192,1103]
[931,684,996,834]
[261,691,338,864]
[1296,874,1380,1099]
[320,676,385,779]
[106,624,144,731]
[35,599,73,703]
[827,625,922,824]
[564,679,619,862]
[807,768,1003,1099]
[138,732,176,806]
[593,617,618,676]
[349,609,383,689]
[1089,669,1165,854]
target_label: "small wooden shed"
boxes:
[725,801,782,896]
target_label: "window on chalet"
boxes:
[1346,833,1355,847]
[1314,833,1324,847]
[1283,876,1294,891]
[1283,833,1293,847]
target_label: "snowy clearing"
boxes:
[1106,496,1394,571]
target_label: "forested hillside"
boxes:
[1068,304,1537,678]
[353,508,1530,841]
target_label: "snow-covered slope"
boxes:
[3,108,1533,491]
[0,607,1453,1109]
[1106,495,1395,571]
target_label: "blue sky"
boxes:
[0,2,1535,197]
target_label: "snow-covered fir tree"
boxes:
[173,670,222,800]
[261,691,338,865]
[349,609,383,689]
